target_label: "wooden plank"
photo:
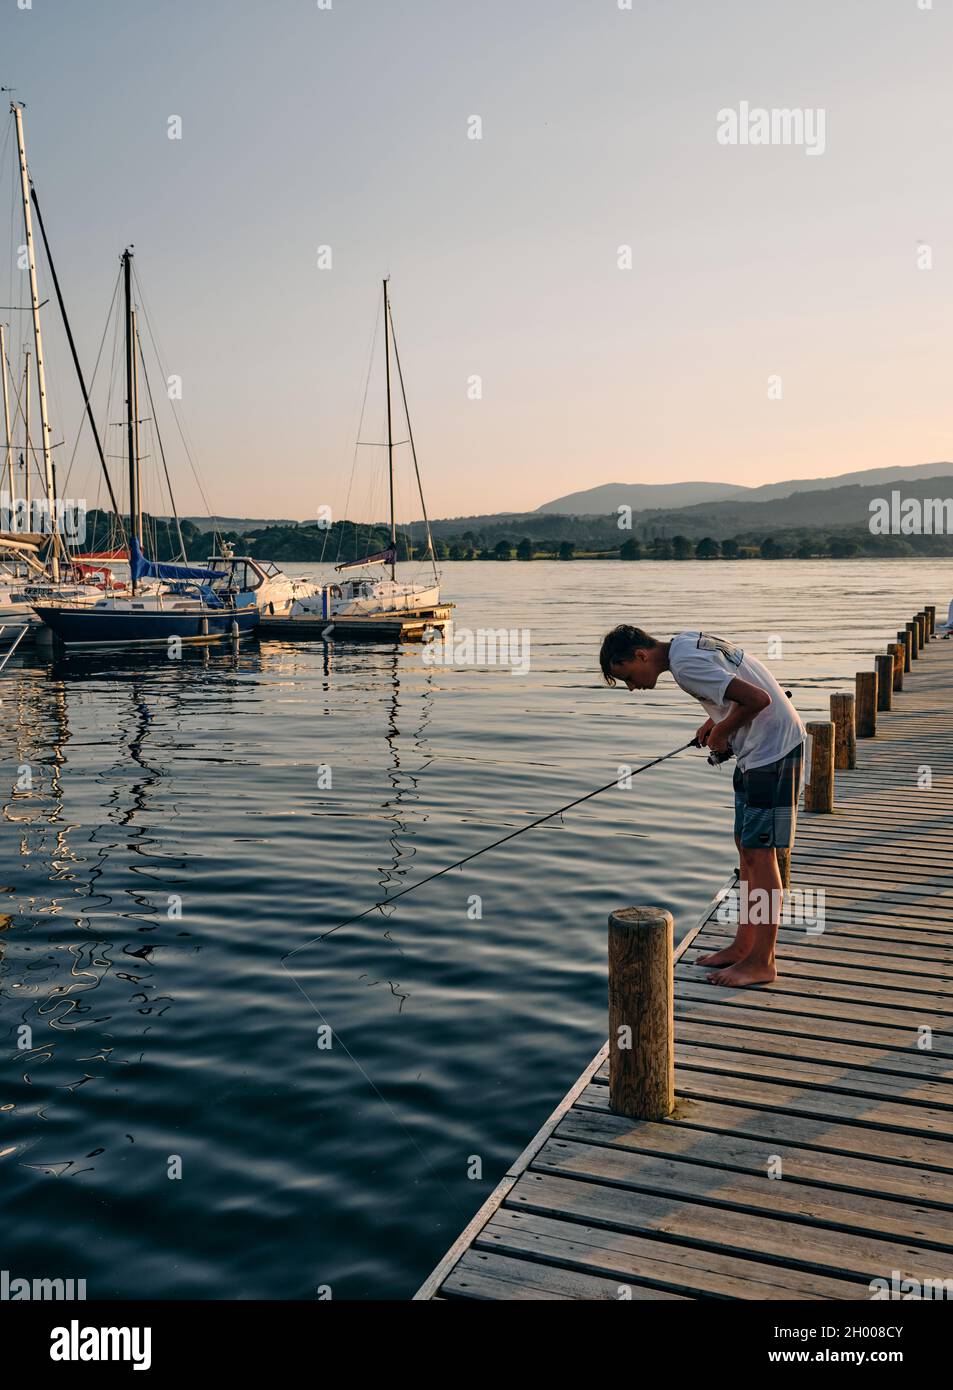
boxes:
[781,906,953,936]
[507,1171,945,1284]
[693,930,953,976]
[672,1018,953,1083]
[794,846,953,872]
[675,979,953,1046]
[694,934,953,975]
[782,868,953,896]
[763,892,953,922]
[669,1044,953,1116]
[575,1084,953,1170]
[555,1107,953,1207]
[476,1209,859,1299]
[440,1248,689,1300]
[778,877,953,903]
[677,961,953,1014]
[531,1137,953,1247]
[674,995,953,1059]
[593,1066,953,1140]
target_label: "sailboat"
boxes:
[290,279,443,622]
[1,103,77,622]
[204,544,323,619]
[1,101,140,626]
[33,250,260,648]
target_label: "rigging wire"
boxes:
[287,739,696,955]
[102,270,126,551]
[29,186,124,534]
[131,263,219,548]
[136,322,186,559]
[58,265,121,504]
[387,294,438,582]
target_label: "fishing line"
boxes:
[285,737,699,956]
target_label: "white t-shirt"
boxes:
[668,631,806,772]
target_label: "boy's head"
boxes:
[600,624,665,690]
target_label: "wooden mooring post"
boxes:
[804,720,834,811]
[926,604,936,637]
[897,628,912,672]
[887,642,903,692]
[607,907,674,1121]
[855,670,877,737]
[916,611,927,648]
[907,619,919,660]
[829,691,856,769]
[875,654,893,711]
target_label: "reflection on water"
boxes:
[0,560,943,1296]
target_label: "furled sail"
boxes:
[334,546,396,574]
[129,535,228,584]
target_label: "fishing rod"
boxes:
[288,737,703,954]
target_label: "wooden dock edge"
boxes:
[412,870,739,1301]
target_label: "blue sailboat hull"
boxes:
[32,604,259,648]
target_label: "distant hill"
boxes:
[615,471,953,540]
[411,468,953,557]
[741,461,953,504]
[182,516,298,532]
[536,462,953,516]
[536,481,746,514]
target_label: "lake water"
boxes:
[0,559,942,1299]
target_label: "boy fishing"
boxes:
[599,626,806,988]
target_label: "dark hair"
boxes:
[599,625,658,685]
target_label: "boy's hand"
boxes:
[707,720,732,754]
[695,717,715,745]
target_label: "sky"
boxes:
[1,0,952,522]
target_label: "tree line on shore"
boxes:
[76,510,953,563]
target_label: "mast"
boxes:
[123,249,141,591]
[383,277,396,581]
[0,324,12,523]
[23,349,31,517]
[12,102,58,579]
[388,296,439,585]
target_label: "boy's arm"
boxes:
[706,678,771,753]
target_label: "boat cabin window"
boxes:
[208,557,262,591]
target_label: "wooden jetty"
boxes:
[417,605,953,1300]
[257,604,453,643]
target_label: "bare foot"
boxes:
[696,945,746,967]
[707,960,777,988]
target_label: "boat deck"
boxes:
[258,604,453,642]
[416,626,953,1300]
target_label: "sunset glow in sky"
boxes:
[2,0,951,521]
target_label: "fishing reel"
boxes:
[690,736,734,766]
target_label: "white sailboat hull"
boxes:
[254,573,322,617]
[290,579,441,621]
